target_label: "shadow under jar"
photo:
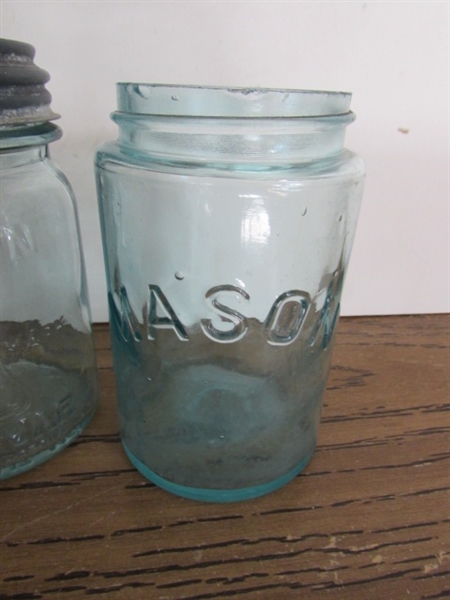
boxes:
[95,84,365,502]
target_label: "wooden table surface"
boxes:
[1,315,449,600]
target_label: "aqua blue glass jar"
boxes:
[0,39,98,479]
[96,84,365,501]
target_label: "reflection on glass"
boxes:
[240,195,271,246]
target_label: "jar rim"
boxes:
[0,122,61,150]
[116,83,353,119]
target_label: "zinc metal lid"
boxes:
[0,38,60,126]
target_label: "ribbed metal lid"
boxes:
[0,38,60,126]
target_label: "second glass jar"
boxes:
[96,84,365,502]
[0,39,98,479]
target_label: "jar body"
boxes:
[96,85,365,501]
[0,134,98,479]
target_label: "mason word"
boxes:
[112,273,342,350]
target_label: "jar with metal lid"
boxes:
[0,39,98,479]
[96,84,365,501]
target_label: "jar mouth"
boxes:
[116,83,353,119]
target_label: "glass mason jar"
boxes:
[96,84,365,502]
[0,39,98,479]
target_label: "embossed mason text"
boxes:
[112,277,341,350]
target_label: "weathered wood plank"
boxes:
[1,315,448,600]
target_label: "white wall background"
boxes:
[2,1,448,322]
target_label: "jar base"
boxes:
[0,410,96,481]
[122,441,314,503]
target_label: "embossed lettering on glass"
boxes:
[96,84,365,501]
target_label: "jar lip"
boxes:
[116,83,353,119]
[0,122,61,150]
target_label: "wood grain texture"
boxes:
[1,315,449,600]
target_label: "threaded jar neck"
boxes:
[0,122,61,151]
[111,84,356,168]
